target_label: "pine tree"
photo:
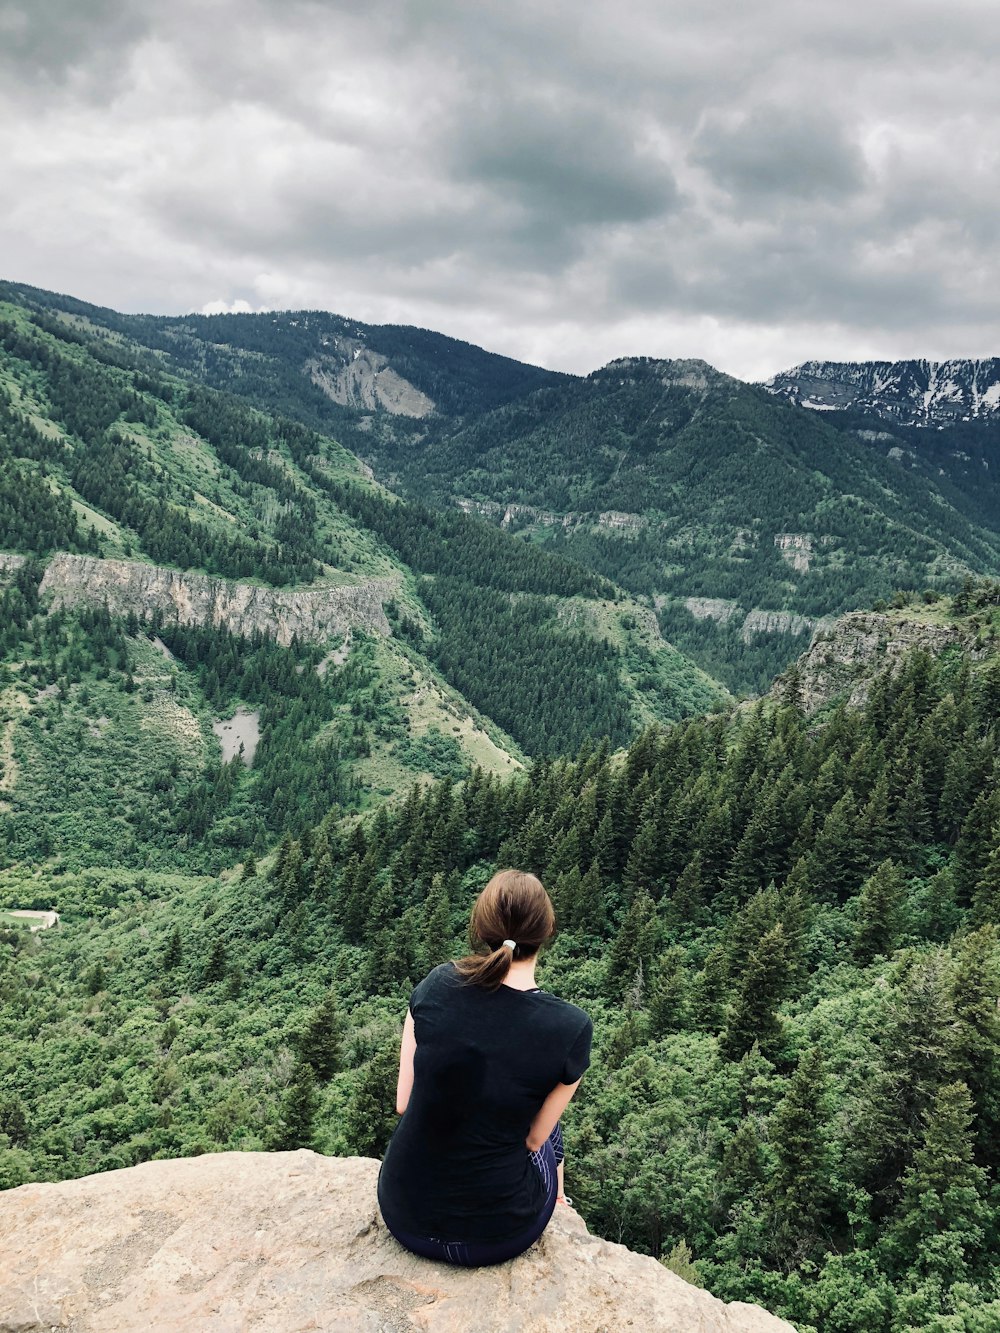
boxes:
[240,851,258,881]
[343,1041,398,1157]
[764,1047,831,1259]
[162,925,183,972]
[623,799,665,900]
[952,789,1000,903]
[719,1115,766,1211]
[893,765,932,861]
[273,1060,318,1150]
[691,946,729,1031]
[648,947,689,1035]
[853,859,907,965]
[808,791,861,902]
[574,864,606,935]
[720,924,788,1061]
[970,844,1000,926]
[544,821,584,885]
[590,809,617,880]
[668,853,705,929]
[202,936,227,985]
[604,890,657,999]
[889,1081,988,1288]
[422,873,454,969]
[938,747,972,842]
[948,926,1000,1167]
[297,992,342,1081]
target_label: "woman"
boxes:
[377,869,593,1267]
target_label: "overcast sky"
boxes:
[2,0,998,380]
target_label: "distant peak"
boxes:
[764,357,1000,425]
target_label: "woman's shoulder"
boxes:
[410,961,460,1008]
[533,990,592,1036]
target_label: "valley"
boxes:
[2,280,1000,1332]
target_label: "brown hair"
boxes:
[454,869,556,991]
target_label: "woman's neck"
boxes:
[502,955,539,990]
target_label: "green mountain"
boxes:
[0,287,726,873]
[8,280,998,695]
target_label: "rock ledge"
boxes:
[0,1152,794,1332]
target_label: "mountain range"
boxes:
[3,279,999,695]
[765,358,1000,426]
[6,276,1000,1333]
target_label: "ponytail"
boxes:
[454,870,555,991]
[454,941,515,992]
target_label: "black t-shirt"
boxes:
[377,962,593,1242]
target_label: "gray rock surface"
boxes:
[36,554,398,646]
[0,1152,796,1333]
[0,552,27,581]
[764,357,1000,426]
[784,609,981,713]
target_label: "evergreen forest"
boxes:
[5,586,1000,1330]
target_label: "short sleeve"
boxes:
[408,967,435,1016]
[560,1016,593,1084]
[408,962,454,1017]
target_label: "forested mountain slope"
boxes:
[7,282,1000,695]
[0,289,725,872]
[4,583,1000,1332]
[387,356,1000,691]
[0,278,568,459]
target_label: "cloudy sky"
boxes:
[2,0,998,380]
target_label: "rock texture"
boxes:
[36,554,398,647]
[0,1152,794,1333]
[740,609,817,643]
[784,610,982,713]
[306,338,435,418]
[773,533,813,573]
[764,358,1000,426]
[0,553,27,582]
[681,597,742,625]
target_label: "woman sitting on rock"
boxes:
[377,869,593,1267]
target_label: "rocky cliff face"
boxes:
[306,335,436,418]
[0,553,26,579]
[35,554,398,647]
[455,498,649,536]
[0,1152,794,1333]
[784,609,983,713]
[764,358,1000,426]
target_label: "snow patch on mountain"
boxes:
[763,359,1000,427]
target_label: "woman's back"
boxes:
[378,962,591,1242]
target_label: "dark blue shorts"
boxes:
[381,1122,564,1267]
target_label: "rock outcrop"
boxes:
[773,533,812,573]
[35,554,398,647]
[740,609,817,643]
[764,357,1000,426]
[306,338,435,418]
[0,1152,795,1333]
[0,553,27,581]
[783,609,983,713]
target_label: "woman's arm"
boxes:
[395,1009,417,1115]
[525,1077,582,1151]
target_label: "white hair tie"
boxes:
[502,939,516,951]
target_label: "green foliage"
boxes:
[5,636,1000,1327]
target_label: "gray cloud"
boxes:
[692,105,867,204]
[1,0,999,380]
